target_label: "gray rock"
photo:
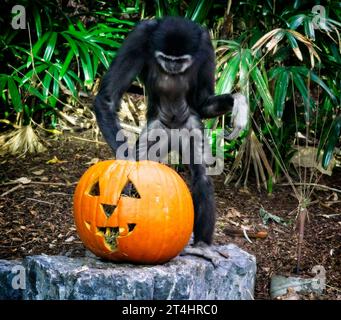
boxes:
[1,244,256,300]
[270,269,326,299]
[0,259,24,300]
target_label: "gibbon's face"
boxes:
[152,17,201,75]
[155,51,193,74]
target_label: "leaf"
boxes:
[86,158,100,165]
[65,236,75,243]
[61,33,79,57]
[50,67,60,107]
[239,49,251,97]
[216,53,240,94]
[265,31,285,53]
[259,207,289,226]
[308,72,337,105]
[251,28,282,53]
[43,32,57,62]
[7,77,22,112]
[32,169,44,176]
[304,20,315,40]
[20,63,49,85]
[104,17,135,26]
[322,116,341,169]
[42,68,53,102]
[32,32,51,57]
[288,14,305,29]
[16,177,31,184]
[78,45,93,86]
[46,156,67,164]
[90,44,109,69]
[274,69,289,118]
[292,72,313,123]
[89,37,121,48]
[0,75,8,97]
[250,65,275,121]
[286,32,303,61]
[44,128,62,135]
[186,0,213,23]
[32,7,42,39]
[62,73,77,96]
[24,84,46,102]
[60,50,74,79]
[268,66,285,80]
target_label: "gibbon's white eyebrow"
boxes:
[155,51,192,61]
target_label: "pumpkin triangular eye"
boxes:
[102,204,117,218]
[121,180,141,198]
[89,180,100,196]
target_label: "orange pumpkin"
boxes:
[73,160,194,264]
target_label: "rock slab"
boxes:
[0,244,256,300]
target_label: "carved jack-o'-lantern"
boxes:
[73,160,194,264]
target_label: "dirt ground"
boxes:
[0,132,340,300]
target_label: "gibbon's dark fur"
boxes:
[94,17,248,245]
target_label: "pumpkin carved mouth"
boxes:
[96,223,137,251]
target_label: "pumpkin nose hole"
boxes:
[128,223,136,232]
[101,204,117,218]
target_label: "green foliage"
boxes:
[0,0,339,169]
[0,0,134,127]
[213,0,340,172]
[154,0,213,23]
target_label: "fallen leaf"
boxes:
[46,156,67,164]
[32,169,44,176]
[86,158,100,165]
[259,207,289,226]
[33,190,42,196]
[226,208,241,218]
[16,177,31,184]
[65,236,75,243]
[239,188,251,194]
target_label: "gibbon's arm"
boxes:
[94,20,157,154]
[193,30,249,139]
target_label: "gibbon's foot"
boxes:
[180,241,229,268]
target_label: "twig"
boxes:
[49,192,72,196]
[120,122,142,134]
[1,180,77,186]
[0,184,22,197]
[319,213,341,218]
[69,136,106,144]
[225,228,268,239]
[242,227,253,243]
[26,198,55,205]
[279,183,341,194]
[0,239,36,248]
[325,284,341,293]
